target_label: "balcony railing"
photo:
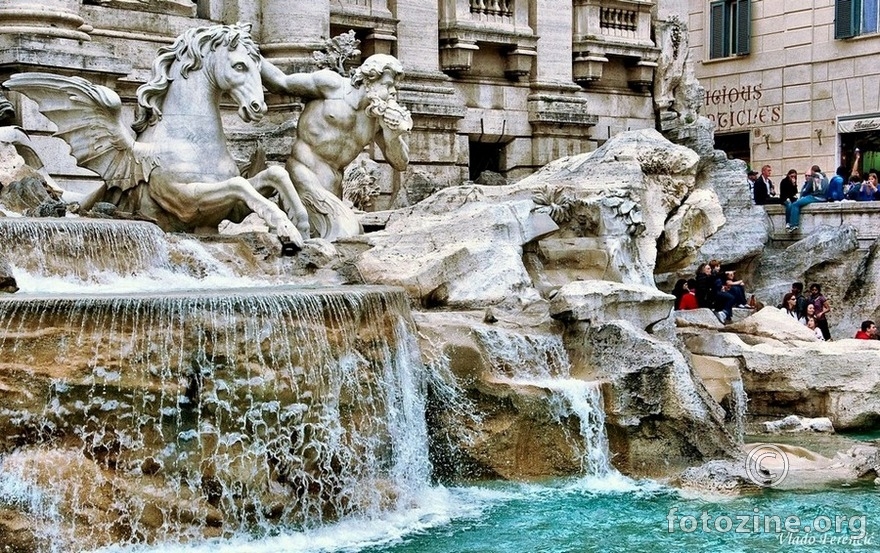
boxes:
[469,0,513,18]
[600,7,638,38]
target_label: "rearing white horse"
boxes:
[4,22,310,247]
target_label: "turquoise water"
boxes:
[120,474,880,553]
[841,429,880,443]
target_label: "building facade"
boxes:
[689,0,880,176]
[0,0,669,209]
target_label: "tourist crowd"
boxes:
[749,161,880,233]
[672,267,877,341]
[672,260,752,326]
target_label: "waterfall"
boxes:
[729,380,748,443]
[472,328,612,477]
[0,286,430,551]
[0,218,171,279]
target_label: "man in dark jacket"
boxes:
[753,164,782,205]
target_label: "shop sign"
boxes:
[838,115,880,133]
[703,84,782,131]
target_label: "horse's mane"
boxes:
[132,22,260,133]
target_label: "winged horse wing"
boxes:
[4,72,155,192]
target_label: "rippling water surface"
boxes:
[95,474,878,553]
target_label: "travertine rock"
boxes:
[357,199,557,307]
[568,320,739,476]
[0,258,17,293]
[763,415,834,434]
[751,225,861,309]
[358,129,719,308]
[548,280,674,330]
[678,309,880,429]
[414,311,590,480]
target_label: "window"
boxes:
[714,132,751,165]
[865,0,880,33]
[836,0,880,38]
[709,0,751,59]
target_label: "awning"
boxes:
[838,113,880,133]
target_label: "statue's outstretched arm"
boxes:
[260,60,326,99]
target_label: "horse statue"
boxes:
[3,22,310,248]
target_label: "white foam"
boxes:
[85,486,502,553]
[9,266,323,295]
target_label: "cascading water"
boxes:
[0,218,172,279]
[0,216,431,552]
[472,328,612,477]
[0,216,625,552]
[729,379,748,443]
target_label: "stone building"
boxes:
[688,0,880,175]
[0,0,673,209]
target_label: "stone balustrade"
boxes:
[469,0,513,18]
[600,7,638,37]
[764,202,880,248]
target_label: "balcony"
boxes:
[572,0,658,88]
[438,0,537,79]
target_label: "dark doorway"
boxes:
[469,141,502,181]
[840,131,880,175]
[714,132,751,165]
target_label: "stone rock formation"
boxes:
[763,414,835,434]
[353,129,741,476]
[678,306,880,430]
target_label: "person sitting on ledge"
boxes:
[780,292,804,324]
[695,263,735,324]
[671,279,687,310]
[855,320,877,340]
[678,279,699,310]
[806,316,825,341]
[855,172,879,201]
[753,164,782,205]
[722,269,750,308]
[846,173,863,200]
[779,169,799,205]
[785,165,828,233]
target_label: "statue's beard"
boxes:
[363,84,412,132]
[364,86,391,119]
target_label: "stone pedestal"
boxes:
[0,0,90,42]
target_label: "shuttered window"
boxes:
[836,0,880,38]
[709,0,751,59]
[836,0,860,38]
[862,0,880,34]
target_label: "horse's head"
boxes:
[208,33,266,123]
[133,23,266,132]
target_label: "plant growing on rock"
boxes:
[532,185,575,224]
